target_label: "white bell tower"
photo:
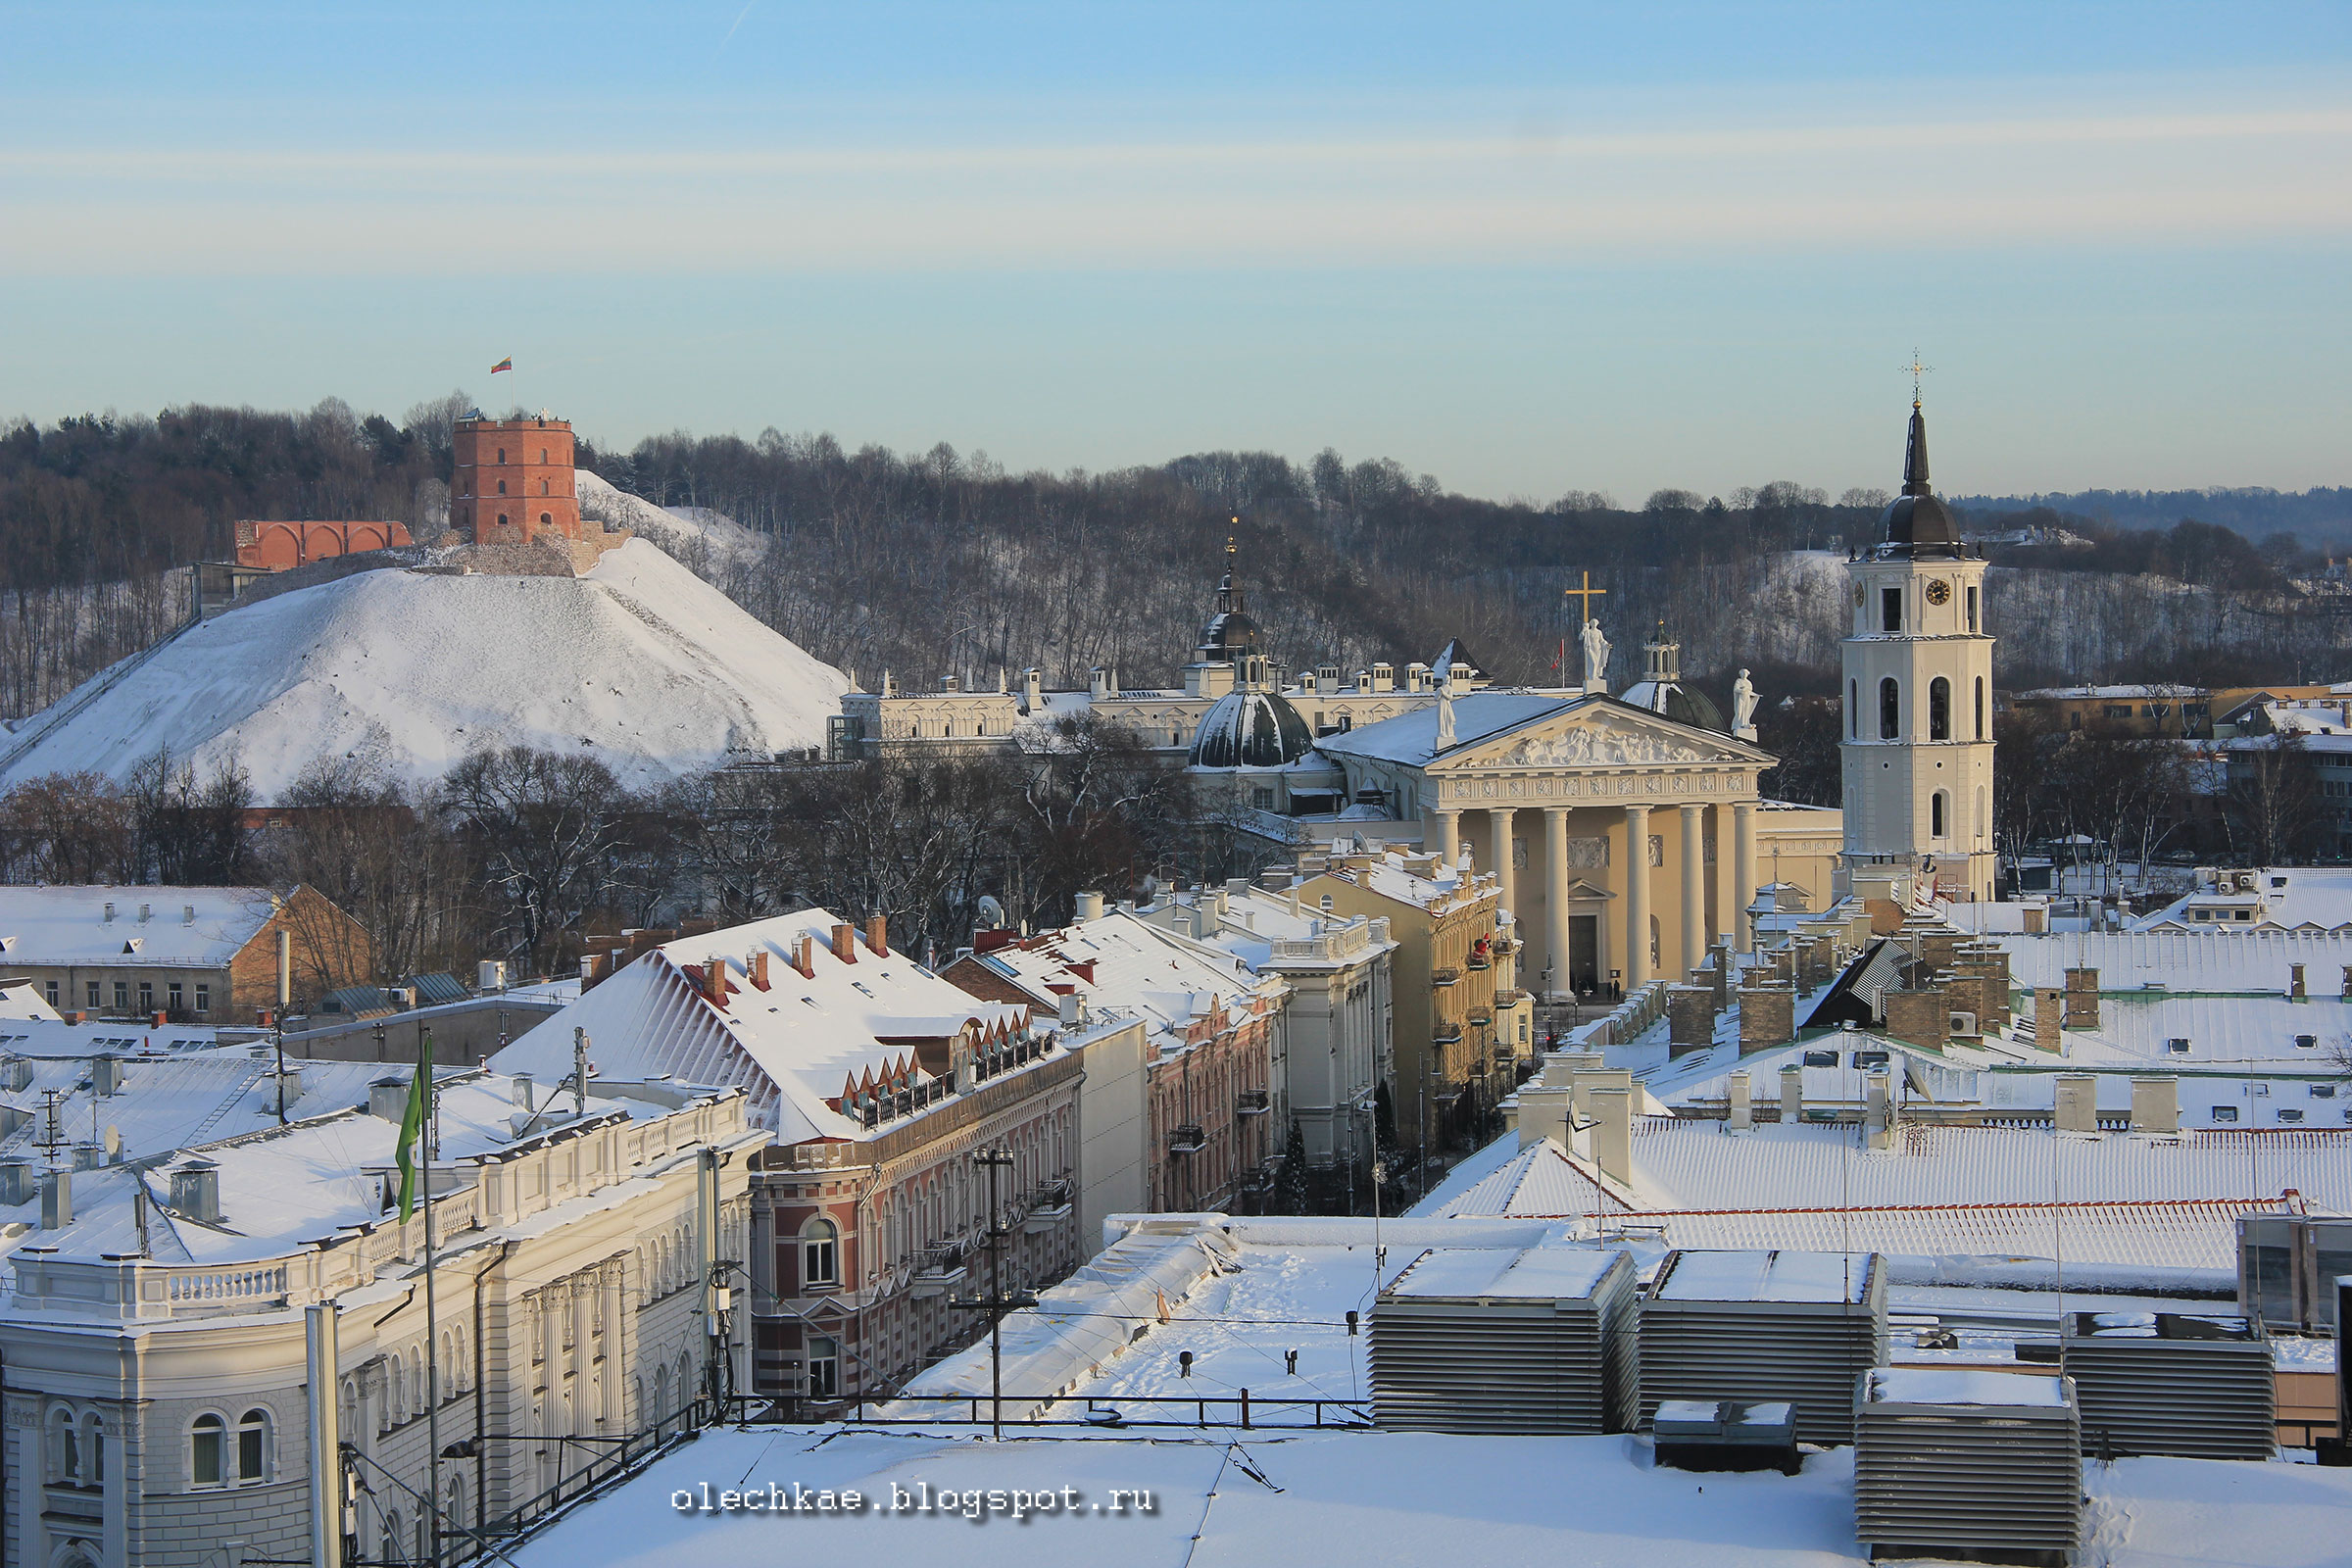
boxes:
[1839,395,1996,901]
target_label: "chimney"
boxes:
[479,958,508,994]
[751,949,771,990]
[514,1073,535,1112]
[171,1157,221,1224]
[1023,667,1044,708]
[864,914,888,956]
[2062,966,2100,1028]
[1519,1085,1574,1149]
[0,1160,29,1204]
[138,903,151,923]
[91,1055,122,1097]
[1727,1070,1752,1133]
[369,1076,410,1121]
[0,1058,24,1094]
[1780,1063,1804,1125]
[1864,1070,1894,1152]
[2054,1073,2098,1134]
[103,902,115,924]
[1589,1086,1633,1188]
[1090,665,1115,700]
[831,924,857,964]
[2290,962,2307,1002]
[2130,1076,2179,1135]
[40,1169,71,1230]
[1884,986,1947,1050]
[182,904,195,924]
[703,957,730,1004]
[1056,991,1087,1029]
[792,935,814,978]
[2033,987,2064,1052]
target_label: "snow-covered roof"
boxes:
[1383,1243,1624,1301]
[0,532,848,796]
[0,885,279,969]
[1139,887,1396,974]
[1996,928,2352,989]
[0,1050,390,1173]
[1309,848,1497,914]
[2132,868,2352,933]
[1314,691,1582,765]
[493,909,1033,1144]
[956,909,1285,1054]
[13,1070,701,1270]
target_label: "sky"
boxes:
[1,2,2347,503]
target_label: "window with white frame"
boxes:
[802,1217,840,1289]
[190,1413,226,1487]
[237,1409,269,1483]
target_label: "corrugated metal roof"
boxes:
[1997,929,2352,993]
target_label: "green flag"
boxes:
[395,1041,430,1221]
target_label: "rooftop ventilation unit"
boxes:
[1855,1368,2081,1562]
[1372,1246,1639,1434]
[1638,1249,1887,1446]
[2060,1310,2275,1459]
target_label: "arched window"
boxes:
[539,512,552,527]
[803,1216,840,1289]
[81,1412,104,1485]
[47,1406,78,1484]
[190,1413,226,1487]
[496,478,508,495]
[1929,677,1951,741]
[496,448,506,464]
[1976,676,1985,739]
[1849,680,1859,739]
[1879,678,1900,740]
[237,1409,270,1483]
[1977,787,1988,842]
[1932,791,1947,839]
[497,514,510,529]
[539,449,549,464]
[541,478,550,495]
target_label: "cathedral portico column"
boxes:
[1623,803,1651,988]
[1544,807,1569,1000]
[1488,807,1516,916]
[1712,801,1740,952]
[1733,797,1758,954]
[1431,807,1460,866]
[1678,803,1704,979]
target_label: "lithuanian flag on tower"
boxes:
[490,356,513,374]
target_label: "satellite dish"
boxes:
[977,895,1006,927]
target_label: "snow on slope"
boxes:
[0,538,847,798]
[576,469,766,570]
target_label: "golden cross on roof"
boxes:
[1227,526,1238,556]
[1904,350,1933,407]
[1564,569,1607,622]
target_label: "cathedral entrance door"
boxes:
[1569,915,1599,995]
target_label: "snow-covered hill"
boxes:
[577,470,766,573]
[0,536,848,798]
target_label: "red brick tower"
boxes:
[452,415,580,547]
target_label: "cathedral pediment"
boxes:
[1431,701,1768,773]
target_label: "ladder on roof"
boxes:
[179,1065,272,1151]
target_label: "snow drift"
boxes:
[0,534,848,798]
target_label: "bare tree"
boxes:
[439,747,644,974]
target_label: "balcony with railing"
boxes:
[1235,1090,1270,1117]
[910,1245,969,1298]
[1431,1023,1464,1046]
[1022,1179,1075,1234]
[1168,1123,1206,1153]
[1431,968,1460,989]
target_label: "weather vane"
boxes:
[1904,350,1933,407]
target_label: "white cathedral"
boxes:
[830,393,1997,980]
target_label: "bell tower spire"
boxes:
[1839,382,1995,904]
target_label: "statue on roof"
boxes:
[1732,667,1758,740]
[1580,617,1612,695]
